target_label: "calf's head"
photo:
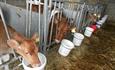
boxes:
[7,33,40,67]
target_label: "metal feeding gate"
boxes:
[0,0,105,53]
[0,0,105,69]
[47,0,105,46]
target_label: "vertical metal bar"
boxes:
[38,0,41,39]
[69,2,72,25]
[48,0,52,23]
[49,0,52,9]
[49,1,56,45]
[77,3,85,32]
[58,1,61,19]
[26,0,29,37]
[66,3,70,23]
[34,0,38,4]
[77,4,82,31]
[43,0,48,54]
[70,2,74,25]
[75,4,80,29]
[81,6,87,32]
[28,1,32,38]
[77,4,81,31]
[60,3,63,21]
[72,5,77,25]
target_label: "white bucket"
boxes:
[58,39,74,56]
[98,20,105,25]
[22,53,47,70]
[84,27,94,37]
[96,21,102,28]
[73,33,84,46]
[96,15,108,28]
[102,15,108,22]
[1,54,10,62]
[96,24,101,28]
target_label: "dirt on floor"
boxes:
[45,22,115,70]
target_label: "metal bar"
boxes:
[0,7,10,40]
[28,2,32,38]
[38,0,41,39]
[75,4,80,30]
[0,5,18,62]
[49,1,56,45]
[43,0,48,54]
[73,4,79,25]
[49,0,52,8]
[48,0,52,23]
[70,3,74,25]
[81,7,88,32]
[60,3,63,21]
[58,1,61,19]
[26,0,29,37]
[77,4,82,31]
[77,3,85,32]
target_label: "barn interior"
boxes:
[0,0,115,70]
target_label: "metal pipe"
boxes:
[0,7,10,40]
[60,3,63,21]
[28,1,32,38]
[34,0,38,4]
[26,0,29,37]
[58,1,61,19]
[0,6,17,58]
[48,0,52,24]
[49,0,52,9]
[43,0,48,54]
[49,1,56,45]
[77,3,85,32]
[75,4,80,29]
[73,4,79,26]
[38,0,41,39]
[70,3,74,25]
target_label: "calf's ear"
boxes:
[7,39,20,49]
[31,33,39,43]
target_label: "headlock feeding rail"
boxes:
[0,0,105,54]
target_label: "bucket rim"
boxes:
[22,52,47,70]
[86,27,94,32]
[74,33,84,40]
[61,39,74,49]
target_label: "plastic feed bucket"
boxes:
[96,21,102,28]
[96,24,101,28]
[1,54,10,62]
[73,33,84,46]
[101,15,108,23]
[58,39,74,56]
[22,53,47,70]
[90,25,97,32]
[84,27,94,37]
[98,20,105,25]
